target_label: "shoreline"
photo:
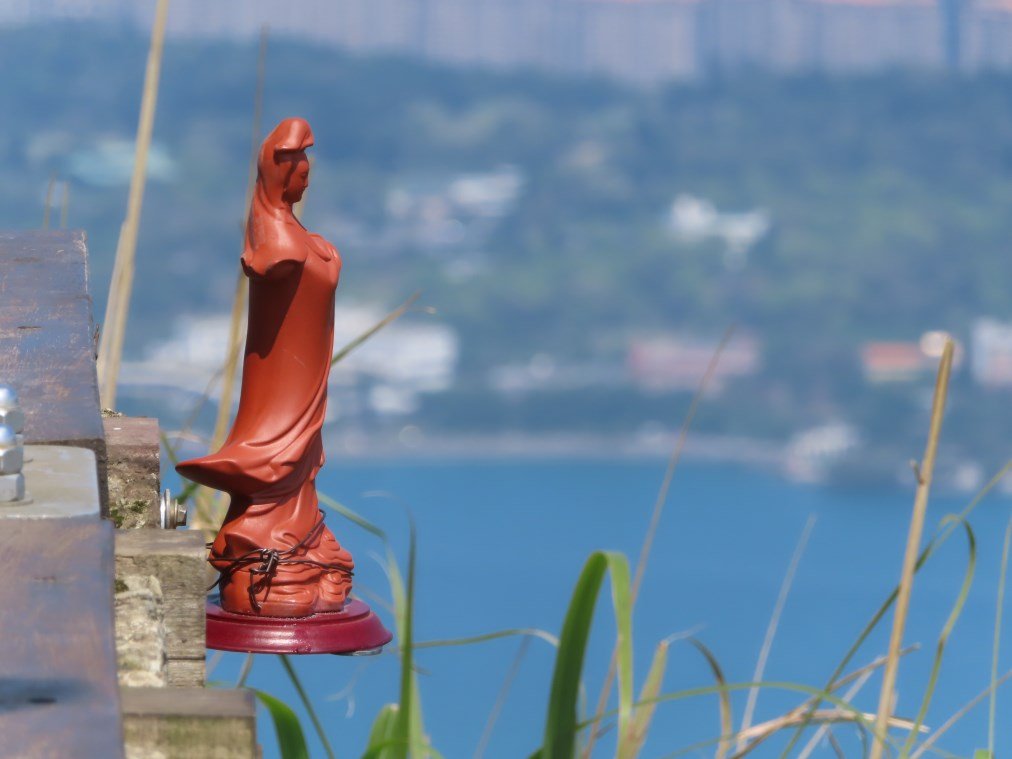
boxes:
[323,429,787,468]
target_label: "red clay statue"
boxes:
[177,117,355,618]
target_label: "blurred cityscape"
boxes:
[4,11,1012,492]
[7,0,1012,84]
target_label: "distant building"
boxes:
[861,342,933,383]
[627,333,761,391]
[971,319,1012,387]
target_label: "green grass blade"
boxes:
[542,553,608,759]
[365,704,400,759]
[332,292,421,366]
[689,639,733,759]
[414,628,559,650]
[388,513,432,758]
[254,689,310,759]
[902,517,977,757]
[540,551,632,759]
[608,553,634,759]
[321,490,435,756]
[319,492,389,541]
[989,517,1012,755]
[911,669,1012,759]
[279,654,337,759]
[623,639,669,758]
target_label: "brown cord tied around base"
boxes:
[206,510,355,612]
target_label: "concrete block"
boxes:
[121,687,257,759]
[115,574,168,688]
[105,416,161,529]
[116,530,207,686]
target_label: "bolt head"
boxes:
[0,386,18,410]
[0,408,24,434]
[0,472,25,502]
[0,445,23,476]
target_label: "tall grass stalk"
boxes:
[737,513,816,751]
[583,325,733,759]
[778,457,1012,759]
[97,0,169,409]
[870,338,954,759]
[59,181,69,229]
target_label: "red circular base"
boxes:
[206,597,393,655]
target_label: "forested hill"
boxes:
[5,22,1012,460]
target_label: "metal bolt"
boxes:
[160,489,187,529]
[0,385,24,441]
[0,424,25,502]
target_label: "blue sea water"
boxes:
[208,459,1012,758]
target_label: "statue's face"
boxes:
[281,150,310,204]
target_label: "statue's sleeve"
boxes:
[241,232,308,280]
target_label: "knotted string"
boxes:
[206,510,354,612]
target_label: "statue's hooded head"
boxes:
[256,117,314,209]
[242,118,315,275]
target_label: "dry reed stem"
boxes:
[870,338,954,759]
[583,326,735,759]
[41,174,56,230]
[734,647,918,759]
[795,670,874,759]
[97,0,170,409]
[474,637,531,759]
[743,708,921,744]
[737,513,816,751]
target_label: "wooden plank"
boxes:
[0,518,124,758]
[0,230,108,511]
[121,687,257,758]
